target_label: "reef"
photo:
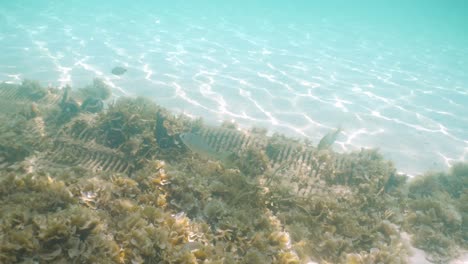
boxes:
[0,80,466,263]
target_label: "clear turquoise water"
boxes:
[1,0,467,176]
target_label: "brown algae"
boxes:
[0,80,466,263]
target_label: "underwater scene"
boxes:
[0,1,467,263]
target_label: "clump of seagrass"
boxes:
[51,85,197,173]
[17,79,48,101]
[79,78,112,101]
[263,149,410,263]
[77,78,111,113]
[94,97,194,168]
[0,172,120,263]
[0,116,35,167]
[0,110,50,169]
[235,147,270,177]
[0,160,214,263]
[404,162,468,263]
[167,156,301,263]
[0,83,68,173]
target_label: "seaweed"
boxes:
[235,146,270,177]
[1,80,467,263]
[0,114,44,168]
[18,79,47,101]
[79,78,112,101]
[0,173,119,263]
[403,163,468,262]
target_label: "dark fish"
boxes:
[111,66,127,76]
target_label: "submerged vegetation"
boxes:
[0,80,466,263]
[404,164,468,263]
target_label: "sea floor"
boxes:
[1,1,467,177]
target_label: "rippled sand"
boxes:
[0,1,467,176]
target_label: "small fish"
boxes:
[111,66,127,76]
[180,132,232,162]
[317,126,342,150]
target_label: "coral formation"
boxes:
[0,80,466,263]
